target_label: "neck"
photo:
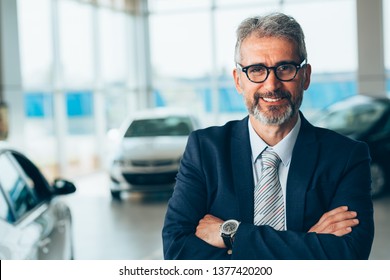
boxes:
[250,113,299,146]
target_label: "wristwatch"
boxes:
[220,219,240,251]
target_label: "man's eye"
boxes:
[249,66,266,74]
[277,64,294,72]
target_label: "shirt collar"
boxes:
[248,115,301,167]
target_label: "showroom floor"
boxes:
[63,172,168,260]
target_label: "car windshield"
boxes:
[315,101,387,135]
[125,116,193,137]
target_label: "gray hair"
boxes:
[234,12,307,64]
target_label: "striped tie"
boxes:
[254,148,285,230]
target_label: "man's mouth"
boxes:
[253,92,291,106]
[262,97,283,103]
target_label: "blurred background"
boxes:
[0,0,389,260]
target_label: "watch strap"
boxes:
[221,234,233,249]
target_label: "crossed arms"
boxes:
[196,206,359,249]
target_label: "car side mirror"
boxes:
[52,179,76,195]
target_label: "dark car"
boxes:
[313,94,390,198]
[0,142,76,259]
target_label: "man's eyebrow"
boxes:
[248,60,299,67]
[272,60,299,66]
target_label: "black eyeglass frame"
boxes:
[236,59,307,83]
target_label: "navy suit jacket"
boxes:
[162,113,374,259]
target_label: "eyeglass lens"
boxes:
[247,64,298,82]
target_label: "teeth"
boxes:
[263,97,281,102]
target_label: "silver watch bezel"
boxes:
[220,219,240,236]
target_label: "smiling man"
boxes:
[162,12,374,259]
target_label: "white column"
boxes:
[356,0,386,97]
[210,0,220,124]
[134,0,153,109]
[51,0,68,175]
[0,0,24,148]
[91,5,106,170]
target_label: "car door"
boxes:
[367,109,390,167]
[11,151,74,260]
[0,150,43,259]
[369,111,390,156]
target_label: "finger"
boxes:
[325,218,359,233]
[314,210,357,232]
[316,206,348,224]
[327,219,360,237]
[313,218,359,235]
[325,210,357,224]
[203,214,223,223]
[309,210,357,233]
[332,227,352,237]
[199,215,214,225]
[203,214,215,220]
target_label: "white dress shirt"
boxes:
[248,115,301,229]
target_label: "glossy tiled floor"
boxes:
[370,194,390,259]
[63,172,168,259]
[63,172,390,260]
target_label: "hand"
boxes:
[195,214,225,248]
[308,206,359,237]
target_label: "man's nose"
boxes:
[262,70,282,92]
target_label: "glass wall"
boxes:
[149,1,213,125]
[17,0,137,179]
[18,0,57,178]
[149,0,357,125]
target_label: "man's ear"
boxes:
[233,68,244,94]
[303,64,311,90]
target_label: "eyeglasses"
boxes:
[236,60,307,83]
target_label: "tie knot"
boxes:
[261,149,281,169]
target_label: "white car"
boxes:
[0,142,76,259]
[109,108,201,199]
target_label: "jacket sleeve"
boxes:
[162,131,230,260]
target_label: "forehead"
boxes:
[240,35,299,64]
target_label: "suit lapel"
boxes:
[286,113,319,231]
[231,117,255,223]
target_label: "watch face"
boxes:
[221,220,239,234]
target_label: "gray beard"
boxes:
[251,104,294,126]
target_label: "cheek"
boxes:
[289,85,304,106]
[241,82,262,96]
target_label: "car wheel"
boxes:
[111,190,122,200]
[370,162,387,198]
